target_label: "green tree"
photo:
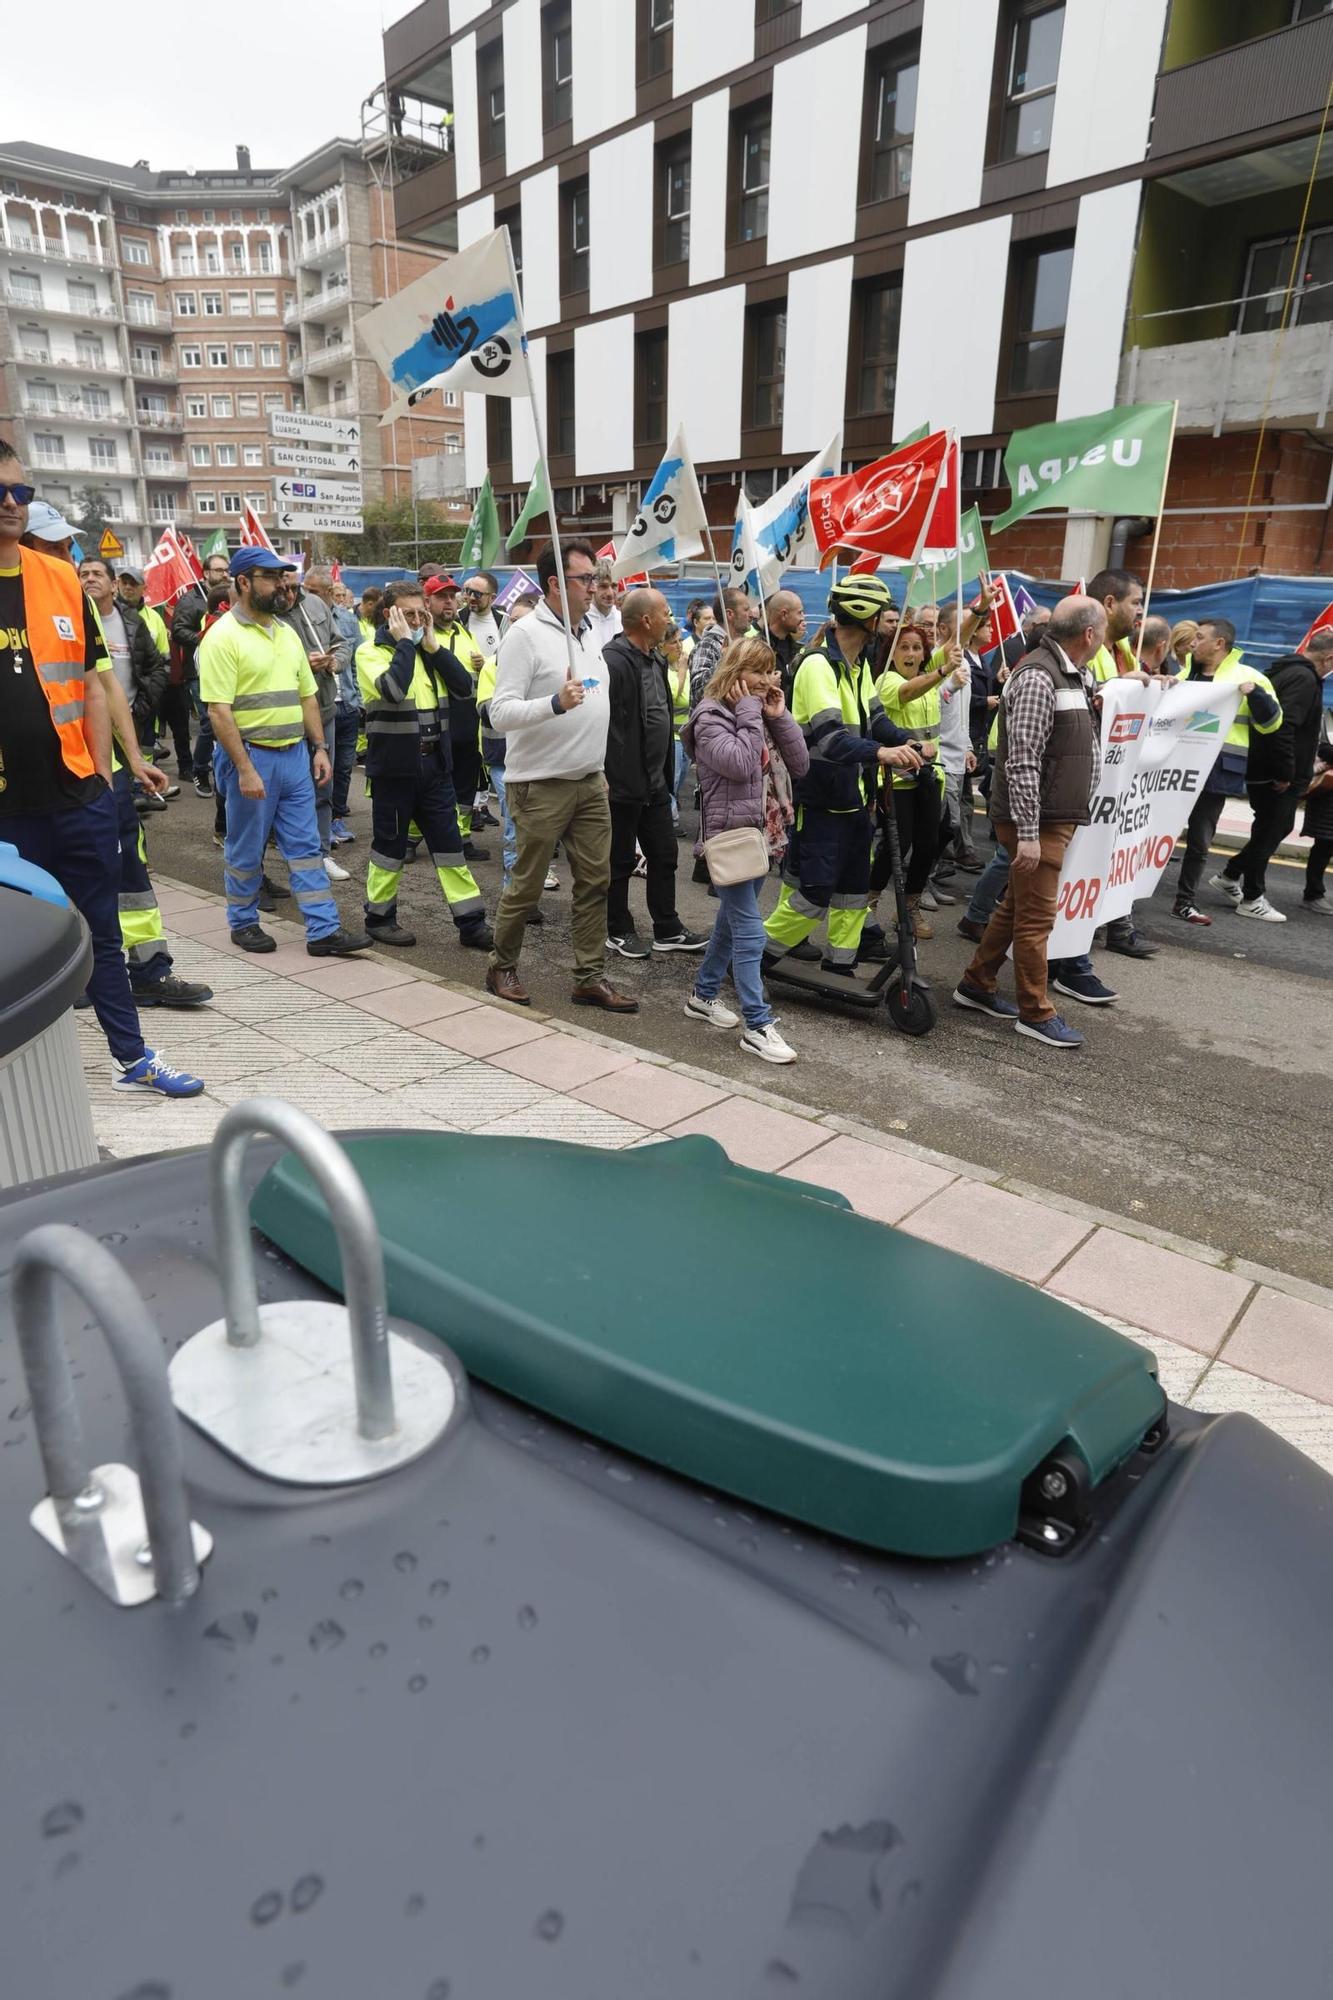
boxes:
[320,495,466,569]
[70,485,117,555]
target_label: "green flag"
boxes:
[992,402,1175,534]
[200,527,229,560]
[460,473,501,569]
[907,506,989,606]
[506,458,550,553]
[894,421,931,450]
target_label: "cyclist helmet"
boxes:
[827,572,893,629]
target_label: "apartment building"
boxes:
[0,139,463,566]
[379,0,1333,588]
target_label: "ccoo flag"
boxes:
[992,402,1175,534]
[357,227,527,425]
[612,424,710,578]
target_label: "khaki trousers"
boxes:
[490,773,612,985]
[963,818,1074,1023]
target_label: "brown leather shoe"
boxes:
[485,964,530,1006]
[571,979,639,1014]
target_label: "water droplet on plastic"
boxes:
[899,1878,923,1909]
[408,1674,428,1693]
[54,1848,80,1878]
[393,1551,418,1574]
[42,1801,83,1838]
[425,1982,451,2000]
[116,1984,171,2000]
[470,1645,490,1665]
[517,1605,538,1630]
[339,1578,364,1601]
[405,1893,426,1917]
[789,1821,900,1936]
[98,1230,128,1246]
[178,1722,196,1739]
[9,1400,31,1422]
[873,1586,919,1637]
[737,1536,758,1556]
[534,1909,564,1942]
[290,1874,323,1914]
[310,1533,332,1547]
[428,1578,450,1599]
[308,1620,345,1654]
[369,1640,388,1659]
[605,1463,633,1483]
[280,1965,305,1989]
[765,1962,800,1987]
[261,1587,279,1603]
[203,1611,258,1651]
[931,1652,980,1697]
[472,1833,486,1850]
[250,1890,283,1926]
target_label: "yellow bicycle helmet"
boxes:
[827,572,894,629]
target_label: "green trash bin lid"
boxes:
[251,1132,1164,1558]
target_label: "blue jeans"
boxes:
[313,709,337,853]
[672,740,689,820]
[693,877,774,1029]
[214,741,340,940]
[332,702,361,819]
[966,842,1010,927]
[489,763,519,886]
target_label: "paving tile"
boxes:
[167,905,238,939]
[347,981,482,1029]
[413,1008,554,1058]
[476,1094,646,1149]
[322,1030,471,1088]
[283,960,417,999]
[663,1095,828,1173]
[1188,1363,1333,1476]
[204,982,344,1025]
[896,1179,1092,1285]
[249,939,327,975]
[1085,1316,1209,1406]
[571,1063,730,1131]
[211,1061,398,1123]
[93,1095,229,1160]
[154,887,210,917]
[489,1034,637,1093]
[780,1135,956,1226]
[1049,1228,1252,1356]
[1220,1287,1333,1406]
[380,1063,552,1131]
[259,1003,388,1055]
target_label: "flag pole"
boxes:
[1133,397,1178,671]
[501,226,580,683]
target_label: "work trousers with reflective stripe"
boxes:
[764,804,872,966]
[364,744,485,936]
[214,740,340,940]
[111,765,171,986]
[5,790,145,1064]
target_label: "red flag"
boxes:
[330,559,342,583]
[920,434,960,558]
[809,431,951,565]
[986,572,1021,649]
[848,549,882,575]
[240,504,275,553]
[142,528,196,608]
[1298,601,1333,653]
[594,540,640,589]
[176,531,204,585]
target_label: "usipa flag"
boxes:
[809,430,951,565]
[357,228,527,425]
[612,425,709,578]
[731,432,844,595]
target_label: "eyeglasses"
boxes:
[463,588,492,601]
[0,482,37,505]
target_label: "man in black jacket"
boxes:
[604,588,706,959]
[1215,628,1333,916]
[172,549,231,794]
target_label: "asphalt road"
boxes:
[148,772,1333,1288]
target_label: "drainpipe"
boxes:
[1109,517,1152,568]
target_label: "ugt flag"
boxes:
[992,402,1175,533]
[612,424,709,578]
[357,228,526,424]
[731,431,844,595]
[808,429,952,564]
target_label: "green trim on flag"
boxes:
[907,506,989,605]
[200,527,229,560]
[506,458,550,553]
[992,402,1175,534]
[460,473,501,569]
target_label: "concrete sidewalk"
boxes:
[80,874,1333,1477]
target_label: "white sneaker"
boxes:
[544,870,560,892]
[1236,894,1286,923]
[739,1022,797,1065]
[685,993,740,1030]
[324,855,351,883]
[1209,872,1243,906]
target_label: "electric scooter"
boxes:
[763,777,938,1037]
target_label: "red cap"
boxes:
[423,574,458,595]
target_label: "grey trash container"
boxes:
[0,883,98,1189]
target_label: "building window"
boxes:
[243,443,264,464]
[657,137,691,266]
[127,293,156,324]
[228,290,251,315]
[255,288,277,315]
[124,204,140,221]
[202,292,223,316]
[853,276,902,415]
[746,302,785,428]
[497,205,522,283]
[203,209,216,225]
[186,394,207,418]
[641,0,674,80]
[245,492,268,515]
[75,335,105,367]
[479,37,506,162]
[195,492,217,514]
[180,344,202,368]
[216,444,238,467]
[83,387,111,417]
[560,178,590,296]
[20,336,50,362]
[757,0,797,16]
[206,343,229,367]
[737,112,771,242]
[175,250,197,276]
[864,43,918,203]
[544,1,573,127]
[233,343,255,367]
[9,274,42,307]
[122,238,150,265]
[256,243,274,272]
[634,327,668,445]
[548,349,575,456]
[1240,227,1333,333]
[89,438,118,469]
[204,247,222,274]
[238,397,260,420]
[263,393,285,412]
[221,492,243,514]
[190,444,212,466]
[998,1,1064,160]
[211,394,234,418]
[259,342,282,367]
[149,496,179,523]
[174,292,197,317]
[131,345,162,375]
[33,434,66,465]
[1008,239,1073,393]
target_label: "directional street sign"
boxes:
[269,410,361,446]
[278,507,364,534]
[273,476,364,508]
[271,444,362,476]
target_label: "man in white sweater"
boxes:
[485,537,638,1013]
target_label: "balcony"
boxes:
[135,405,184,431]
[303,339,352,376]
[1151,12,1333,158]
[141,457,189,481]
[287,351,305,378]
[30,451,132,480]
[0,233,109,267]
[126,306,166,329]
[4,288,120,320]
[391,151,458,249]
[300,277,351,322]
[298,220,349,269]
[283,295,300,325]
[129,359,179,383]
[23,394,130,424]
[1120,317,1333,435]
[15,351,122,375]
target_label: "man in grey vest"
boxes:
[952,596,1106,1050]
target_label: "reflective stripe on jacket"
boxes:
[18,546,96,781]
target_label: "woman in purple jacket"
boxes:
[680,638,809,1066]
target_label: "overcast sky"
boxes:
[8,0,399,172]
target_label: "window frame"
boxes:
[210,393,234,419]
[205,342,230,368]
[851,273,903,418]
[547,347,575,459]
[179,344,203,369]
[1005,235,1074,397]
[121,237,151,265]
[232,342,255,368]
[746,300,786,431]
[996,0,1065,164]
[634,325,668,447]
[543,0,573,129]
[657,135,692,268]
[190,443,213,466]
[220,491,243,515]
[862,40,918,206]
[737,112,771,244]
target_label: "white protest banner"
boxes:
[1048,676,1241,957]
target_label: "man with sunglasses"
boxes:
[0,442,205,1095]
[460,572,502,658]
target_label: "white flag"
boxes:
[357,227,528,425]
[730,431,843,597]
[612,424,709,578]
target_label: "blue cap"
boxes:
[229,546,296,578]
